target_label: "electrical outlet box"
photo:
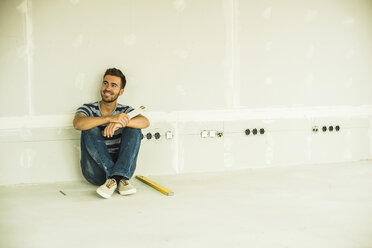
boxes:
[154,132,161,140]
[165,131,173,140]
[201,130,209,138]
[209,130,217,138]
[312,126,318,133]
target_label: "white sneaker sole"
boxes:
[118,188,137,196]
[96,188,113,199]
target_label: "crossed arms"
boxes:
[73,113,150,137]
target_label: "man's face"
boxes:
[100,75,124,103]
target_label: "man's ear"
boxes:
[119,88,124,96]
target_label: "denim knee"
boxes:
[122,127,142,138]
[123,127,141,133]
[82,127,101,138]
[81,166,106,186]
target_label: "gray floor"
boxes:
[1,161,372,248]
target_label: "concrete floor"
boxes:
[1,161,372,248]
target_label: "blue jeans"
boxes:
[80,127,142,186]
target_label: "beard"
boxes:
[101,90,120,103]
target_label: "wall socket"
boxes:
[313,125,340,133]
[312,126,319,133]
[142,131,174,141]
[244,128,265,136]
[200,130,223,138]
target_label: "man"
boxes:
[73,68,150,199]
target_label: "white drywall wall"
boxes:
[0,0,372,185]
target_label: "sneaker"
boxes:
[118,179,137,195]
[96,178,117,199]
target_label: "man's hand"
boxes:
[104,122,123,138]
[109,113,130,128]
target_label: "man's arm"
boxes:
[73,113,149,131]
[126,114,150,129]
[103,114,150,137]
[73,113,130,131]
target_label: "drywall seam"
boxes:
[173,105,372,122]
[177,113,185,173]
[0,115,74,129]
[17,0,34,116]
[223,0,240,109]
[173,113,181,174]
[369,116,372,159]
[232,0,240,108]
[26,0,34,115]
[0,105,371,130]
[223,0,234,108]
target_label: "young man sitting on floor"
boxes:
[73,68,150,198]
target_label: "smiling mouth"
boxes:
[104,91,113,96]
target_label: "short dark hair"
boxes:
[103,68,126,89]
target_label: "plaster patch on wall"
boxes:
[265,77,273,85]
[224,152,234,168]
[18,129,32,140]
[292,104,305,108]
[307,44,315,59]
[265,147,273,165]
[70,0,80,5]
[176,85,187,96]
[173,48,189,59]
[224,137,234,168]
[343,17,354,26]
[20,149,36,168]
[262,7,272,19]
[75,72,86,90]
[123,34,137,46]
[344,148,353,159]
[73,34,84,48]
[177,135,185,173]
[345,129,352,141]
[224,136,233,150]
[265,41,273,52]
[346,77,353,89]
[16,0,27,13]
[173,0,186,12]
[344,114,352,121]
[306,135,312,161]
[16,45,27,58]
[0,130,18,138]
[344,48,354,59]
[74,144,81,152]
[305,10,318,22]
[306,73,313,88]
[265,133,273,165]
[170,126,180,174]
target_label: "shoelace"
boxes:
[106,179,116,189]
[120,180,129,186]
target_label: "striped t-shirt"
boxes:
[76,101,134,156]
